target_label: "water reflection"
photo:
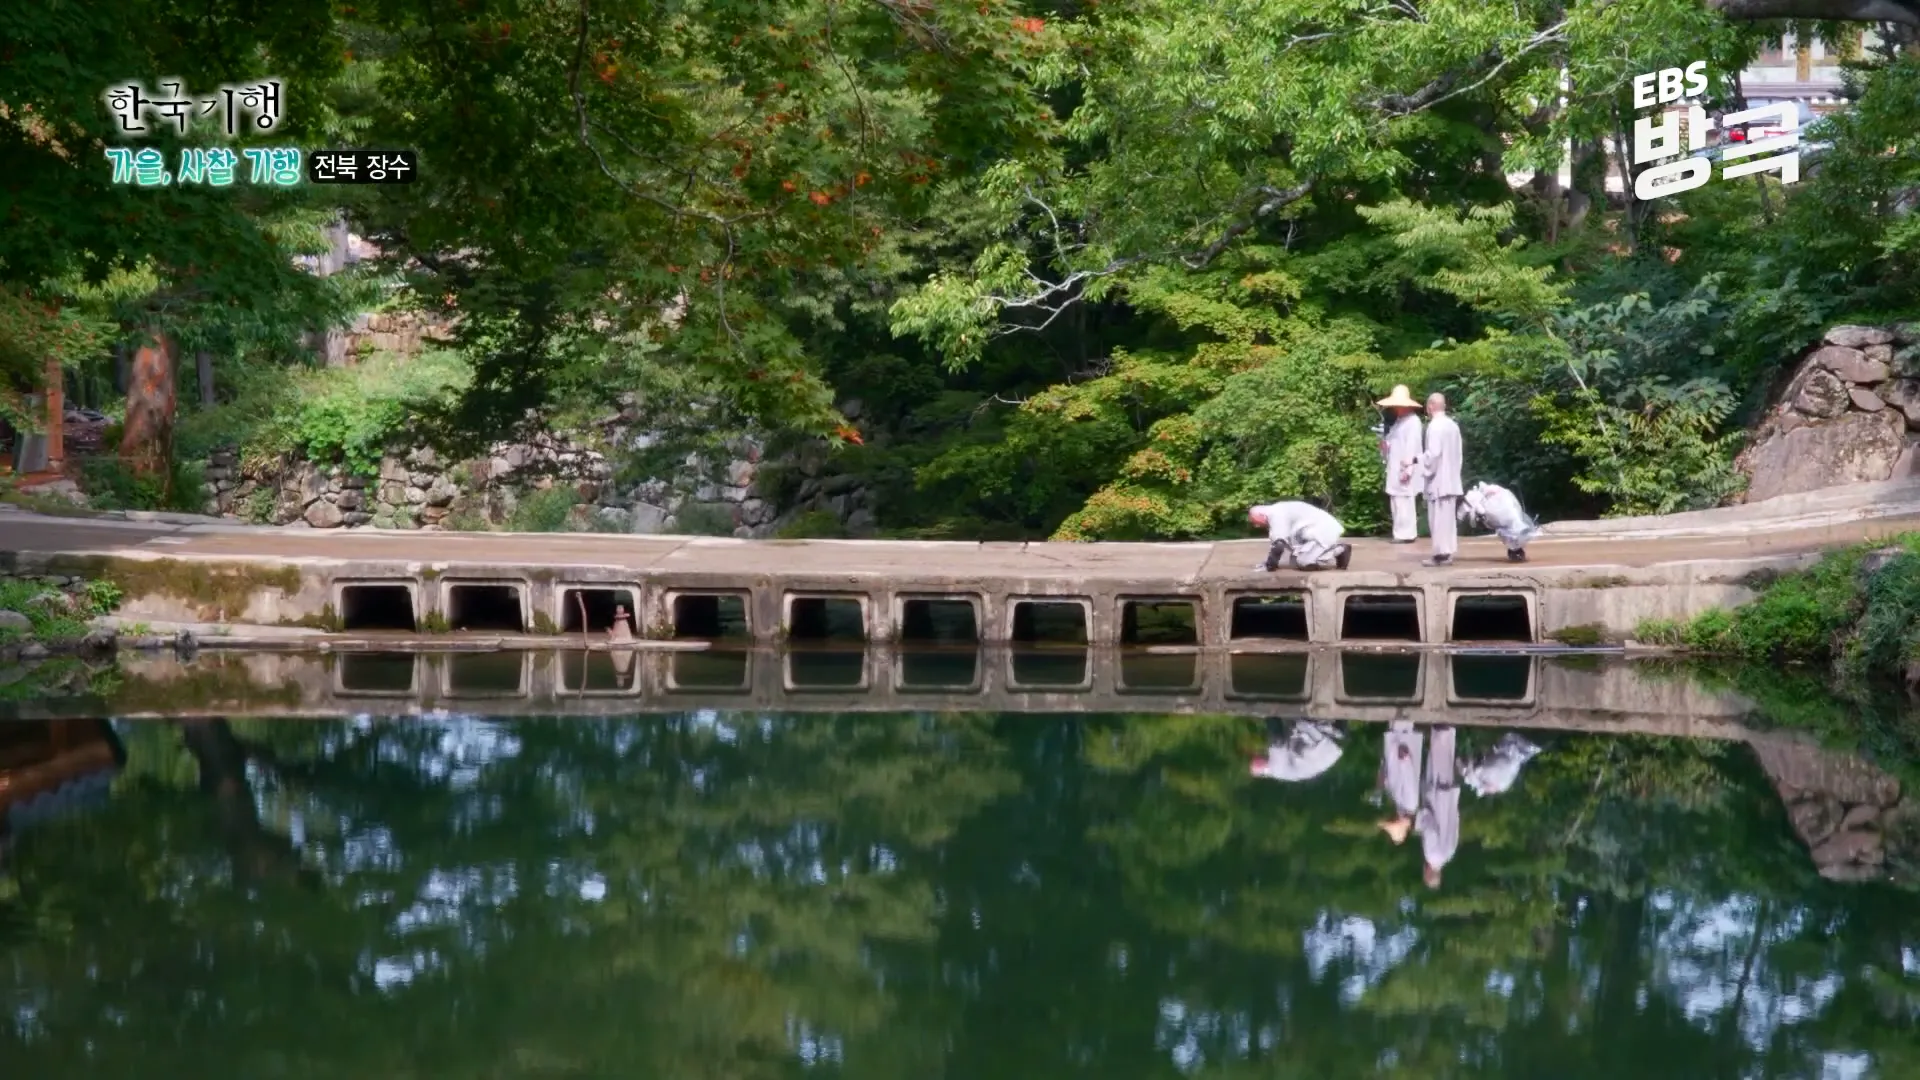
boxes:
[897,648,980,692]
[1008,648,1090,689]
[668,648,750,691]
[1338,650,1423,701]
[0,711,1915,1077]
[785,648,867,691]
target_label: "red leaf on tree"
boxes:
[834,425,864,445]
[855,171,871,187]
[781,179,796,192]
[809,190,831,205]
[1013,16,1045,32]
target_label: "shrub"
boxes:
[676,503,738,536]
[504,487,578,532]
[177,349,472,476]
[775,509,846,539]
[78,457,205,513]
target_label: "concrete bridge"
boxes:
[3,479,1918,648]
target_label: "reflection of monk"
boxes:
[1378,721,1423,845]
[1250,719,1344,783]
[1464,733,1542,797]
[1416,726,1460,889]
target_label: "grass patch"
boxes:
[1649,536,1920,683]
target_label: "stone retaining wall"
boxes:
[200,416,875,537]
[1737,323,1920,504]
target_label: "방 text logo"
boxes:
[1629,61,1801,201]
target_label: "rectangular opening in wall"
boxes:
[1230,594,1308,641]
[336,652,416,695]
[1340,593,1421,642]
[445,652,528,697]
[1010,600,1089,646]
[786,595,867,644]
[899,649,981,692]
[339,583,417,632]
[1337,651,1422,702]
[1009,649,1089,689]
[1450,593,1534,643]
[671,593,750,640]
[1450,654,1533,703]
[1228,652,1310,700]
[558,649,639,693]
[669,649,750,692]
[899,597,980,644]
[1120,599,1199,646]
[1119,651,1199,693]
[561,588,638,634]
[785,649,866,690]
[446,583,526,633]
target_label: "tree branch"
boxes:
[1181,181,1315,269]
[1704,0,1920,24]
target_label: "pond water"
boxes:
[1,653,1918,1078]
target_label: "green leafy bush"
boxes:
[1666,537,1920,680]
[78,457,204,513]
[177,349,472,476]
[0,575,123,644]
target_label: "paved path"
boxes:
[5,505,1918,582]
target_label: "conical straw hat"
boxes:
[1376,385,1419,409]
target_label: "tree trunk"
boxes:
[196,350,215,407]
[312,214,352,367]
[120,332,177,477]
[177,718,314,887]
[43,356,64,471]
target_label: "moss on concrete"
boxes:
[421,611,450,633]
[531,610,557,635]
[41,555,303,621]
[1567,575,1630,589]
[277,603,341,632]
[1547,623,1609,647]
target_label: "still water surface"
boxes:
[2,699,1918,1077]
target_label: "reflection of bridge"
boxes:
[0,647,1755,738]
[0,651,1909,884]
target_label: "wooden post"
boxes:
[196,350,215,406]
[43,356,64,471]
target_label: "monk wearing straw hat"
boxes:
[1376,385,1424,543]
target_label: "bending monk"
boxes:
[1249,501,1353,572]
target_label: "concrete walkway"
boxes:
[3,502,1918,581]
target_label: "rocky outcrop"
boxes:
[1737,323,1920,504]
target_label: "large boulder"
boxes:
[1740,408,1908,504]
[1824,325,1895,348]
[1790,368,1852,418]
[1813,345,1891,385]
